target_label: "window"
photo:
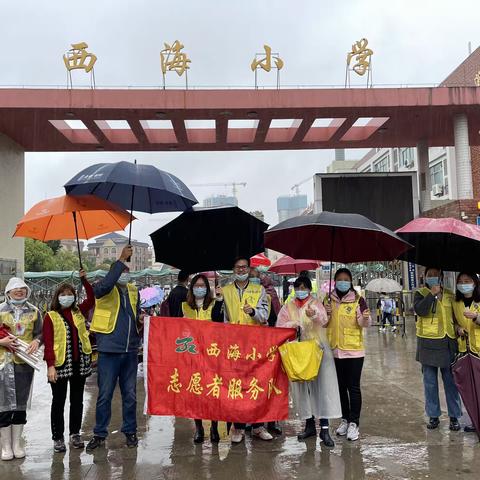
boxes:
[111,248,116,255]
[393,149,399,172]
[400,148,414,168]
[373,154,390,172]
[103,248,108,255]
[429,157,449,196]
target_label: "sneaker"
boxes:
[449,418,461,431]
[53,438,67,453]
[69,434,84,449]
[125,433,138,448]
[86,436,105,452]
[392,326,397,333]
[267,421,283,435]
[230,428,245,444]
[464,425,476,433]
[336,419,349,436]
[346,422,360,441]
[252,426,273,441]
[427,417,440,430]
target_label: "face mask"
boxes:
[457,283,475,295]
[235,273,249,282]
[336,280,351,293]
[10,298,26,306]
[118,273,131,286]
[295,290,309,300]
[193,287,207,298]
[249,277,261,285]
[426,277,440,288]
[59,295,75,308]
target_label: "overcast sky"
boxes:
[2,0,479,244]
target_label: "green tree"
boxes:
[25,239,56,272]
[46,240,62,254]
[53,249,81,271]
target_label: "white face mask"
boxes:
[59,295,75,308]
[118,273,131,286]
[10,298,26,306]
[234,273,249,282]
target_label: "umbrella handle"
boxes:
[72,211,83,270]
[127,177,136,262]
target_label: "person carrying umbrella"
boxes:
[324,268,372,442]
[277,275,341,447]
[85,245,142,451]
[380,293,397,333]
[42,270,95,453]
[413,267,462,431]
[222,256,271,444]
[452,271,480,434]
[0,278,43,461]
[181,273,223,444]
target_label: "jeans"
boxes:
[382,312,394,327]
[422,364,462,419]
[0,411,26,428]
[94,351,138,438]
[50,370,86,440]
[334,357,364,426]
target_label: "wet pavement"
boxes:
[1,318,479,479]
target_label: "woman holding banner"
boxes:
[182,273,223,443]
[277,275,341,447]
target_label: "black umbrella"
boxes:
[64,161,198,245]
[150,206,269,273]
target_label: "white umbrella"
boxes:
[365,278,402,293]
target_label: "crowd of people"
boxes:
[0,247,479,461]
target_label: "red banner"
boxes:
[144,316,296,423]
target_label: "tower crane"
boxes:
[290,176,312,195]
[191,182,247,197]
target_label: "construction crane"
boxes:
[191,182,247,197]
[291,176,312,195]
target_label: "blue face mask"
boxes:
[249,277,261,285]
[457,283,475,295]
[336,280,351,293]
[295,290,309,300]
[426,277,440,288]
[193,287,207,298]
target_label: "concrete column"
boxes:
[0,134,24,274]
[416,141,432,212]
[453,113,473,199]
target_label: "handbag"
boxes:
[279,336,323,382]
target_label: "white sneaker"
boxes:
[336,419,348,436]
[392,326,397,333]
[347,422,359,441]
[252,426,273,441]
[231,428,245,444]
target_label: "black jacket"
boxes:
[168,284,188,318]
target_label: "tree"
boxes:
[46,240,62,254]
[25,239,56,272]
[53,249,81,271]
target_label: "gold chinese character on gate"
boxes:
[246,377,264,400]
[474,70,480,87]
[346,38,373,76]
[245,347,262,361]
[266,345,278,362]
[227,344,242,361]
[167,368,182,393]
[63,42,97,73]
[206,342,221,357]
[267,378,282,399]
[206,374,223,399]
[186,372,203,395]
[227,378,243,399]
[251,44,284,72]
[160,40,191,76]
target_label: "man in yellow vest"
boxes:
[86,245,141,451]
[221,256,271,444]
[414,267,462,432]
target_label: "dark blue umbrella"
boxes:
[64,160,198,244]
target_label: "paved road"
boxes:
[1,319,479,479]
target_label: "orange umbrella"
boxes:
[14,195,135,268]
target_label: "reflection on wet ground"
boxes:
[1,319,479,479]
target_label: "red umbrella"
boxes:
[397,217,480,271]
[452,350,480,440]
[250,253,271,268]
[269,256,321,275]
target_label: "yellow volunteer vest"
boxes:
[48,310,92,367]
[326,297,363,351]
[182,302,214,321]
[453,299,480,354]
[416,287,455,339]
[0,309,38,364]
[223,282,262,325]
[90,283,138,334]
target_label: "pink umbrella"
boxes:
[269,256,321,275]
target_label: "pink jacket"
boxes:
[327,290,372,358]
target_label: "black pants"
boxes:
[0,411,27,428]
[50,372,87,441]
[382,312,394,327]
[234,423,263,429]
[334,357,364,426]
